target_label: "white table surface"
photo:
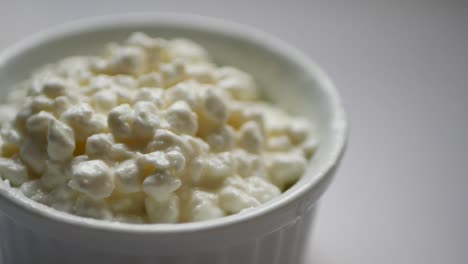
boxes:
[1,1,467,263]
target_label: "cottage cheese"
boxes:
[0,33,318,223]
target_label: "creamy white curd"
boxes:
[0,33,318,223]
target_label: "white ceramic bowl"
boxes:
[0,14,347,264]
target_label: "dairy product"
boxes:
[0,33,318,223]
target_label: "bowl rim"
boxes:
[0,13,348,235]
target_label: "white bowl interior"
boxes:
[0,18,342,187]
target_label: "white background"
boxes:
[0,0,467,263]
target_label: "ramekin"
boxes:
[0,14,347,264]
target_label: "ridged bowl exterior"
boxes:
[0,207,316,264]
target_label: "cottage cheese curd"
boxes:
[0,33,318,223]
